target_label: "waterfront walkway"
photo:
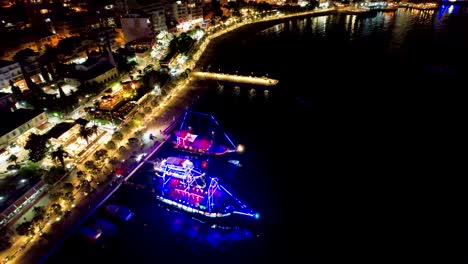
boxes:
[191,72,278,86]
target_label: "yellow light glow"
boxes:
[237,144,245,153]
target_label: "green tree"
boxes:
[120,124,131,134]
[7,154,18,165]
[24,133,49,162]
[79,179,92,194]
[0,227,13,251]
[63,191,75,203]
[112,131,123,141]
[48,190,63,202]
[62,182,74,193]
[84,160,97,171]
[43,166,66,185]
[33,206,46,218]
[76,170,85,179]
[56,36,83,56]
[32,206,46,224]
[94,149,108,162]
[50,203,62,216]
[105,140,116,150]
[128,137,140,149]
[19,161,42,180]
[16,221,35,236]
[118,146,127,156]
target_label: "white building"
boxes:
[169,0,204,31]
[0,109,48,150]
[0,60,23,92]
[140,2,169,34]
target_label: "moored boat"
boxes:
[152,156,259,220]
[169,110,241,156]
[105,205,135,222]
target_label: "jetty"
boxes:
[191,71,279,86]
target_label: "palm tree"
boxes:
[10,80,23,102]
[51,145,68,168]
[41,44,57,81]
[91,124,99,136]
[79,125,92,144]
[13,49,36,92]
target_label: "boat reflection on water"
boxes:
[155,201,261,249]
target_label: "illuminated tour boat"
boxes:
[153,156,259,220]
[170,110,240,156]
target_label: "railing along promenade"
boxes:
[186,7,336,71]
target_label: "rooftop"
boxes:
[0,60,17,68]
[0,108,44,136]
[44,122,74,139]
[0,92,11,98]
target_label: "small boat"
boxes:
[173,130,236,155]
[228,160,242,167]
[105,205,135,222]
[78,226,103,242]
[91,218,118,237]
[337,6,377,17]
[169,110,239,156]
[368,2,398,12]
[407,3,439,10]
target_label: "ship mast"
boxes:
[206,178,219,213]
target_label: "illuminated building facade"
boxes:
[0,60,23,91]
[0,109,47,150]
[140,2,168,34]
[0,92,15,112]
[120,13,154,43]
[66,49,118,85]
[169,0,204,31]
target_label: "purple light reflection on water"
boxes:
[166,208,257,249]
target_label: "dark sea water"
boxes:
[44,6,466,264]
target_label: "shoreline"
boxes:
[194,9,337,72]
